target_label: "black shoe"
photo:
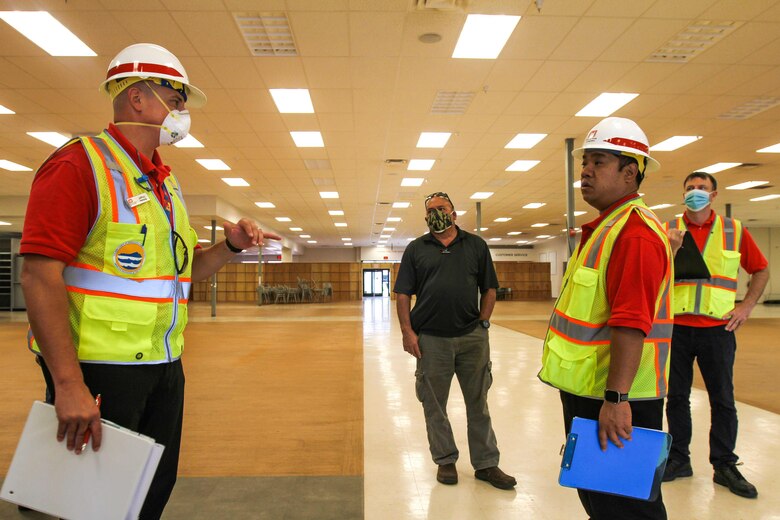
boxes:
[662,459,693,482]
[437,463,458,485]
[714,464,758,498]
[474,466,517,490]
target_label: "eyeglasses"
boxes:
[172,230,189,275]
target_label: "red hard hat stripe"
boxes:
[106,62,185,80]
[603,137,648,154]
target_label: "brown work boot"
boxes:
[475,466,516,490]
[437,463,458,485]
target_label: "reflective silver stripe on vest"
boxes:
[722,217,735,251]
[64,266,190,301]
[90,138,137,224]
[676,277,737,290]
[656,341,670,396]
[549,312,610,343]
[584,213,624,268]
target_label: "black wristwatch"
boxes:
[479,320,490,329]
[604,389,629,404]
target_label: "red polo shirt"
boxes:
[21,124,173,264]
[673,210,768,327]
[578,194,669,336]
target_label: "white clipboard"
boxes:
[1,401,164,520]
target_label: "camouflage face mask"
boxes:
[426,208,453,234]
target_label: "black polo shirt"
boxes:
[393,226,498,337]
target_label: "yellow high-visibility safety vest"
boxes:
[666,215,742,319]
[29,131,198,364]
[538,198,674,400]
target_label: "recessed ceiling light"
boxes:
[174,134,204,148]
[344,242,353,246]
[335,222,347,227]
[255,202,276,208]
[523,202,546,209]
[452,14,521,59]
[319,191,339,199]
[417,132,451,148]
[387,217,401,222]
[576,93,638,117]
[401,177,425,187]
[456,210,467,216]
[531,223,548,228]
[377,241,387,244]
[289,227,302,231]
[383,227,396,231]
[505,133,546,149]
[494,217,511,222]
[222,177,249,186]
[650,136,702,151]
[196,159,230,170]
[392,202,410,208]
[507,231,522,236]
[290,131,324,147]
[648,203,675,209]
[698,162,741,173]
[563,211,587,217]
[750,194,780,201]
[674,213,684,217]
[26,132,69,147]
[516,240,529,244]
[506,160,540,172]
[341,237,352,241]
[300,234,311,238]
[408,159,435,171]
[573,180,582,188]
[380,234,391,239]
[0,104,14,115]
[275,217,292,222]
[0,11,96,56]
[470,192,493,200]
[269,89,314,113]
[0,160,32,171]
[536,235,552,239]
[489,237,501,241]
[197,239,211,243]
[329,210,344,216]
[307,240,317,244]
[473,227,488,231]
[726,181,768,190]
[204,225,224,231]
[757,143,780,153]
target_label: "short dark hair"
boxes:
[683,171,717,190]
[617,155,644,187]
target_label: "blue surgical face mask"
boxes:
[684,189,711,212]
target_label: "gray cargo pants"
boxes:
[415,326,500,470]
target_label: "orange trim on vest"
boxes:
[86,137,119,223]
[66,285,187,304]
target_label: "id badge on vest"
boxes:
[127,193,151,208]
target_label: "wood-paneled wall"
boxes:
[493,261,552,300]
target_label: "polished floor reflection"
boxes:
[363,297,780,520]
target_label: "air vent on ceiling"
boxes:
[304,159,332,170]
[431,91,475,115]
[377,201,392,205]
[415,0,465,10]
[312,177,335,186]
[646,20,742,63]
[234,12,298,56]
[384,159,408,168]
[718,97,780,120]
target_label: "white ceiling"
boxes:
[2,0,780,252]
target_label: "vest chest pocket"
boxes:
[540,335,597,396]
[565,267,600,322]
[719,250,741,277]
[104,222,158,279]
[78,296,157,362]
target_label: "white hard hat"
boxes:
[572,117,660,174]
[99,43,206,108]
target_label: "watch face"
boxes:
[604,390,619,403]
[481,320,490,329]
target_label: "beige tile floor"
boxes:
[363,297,780,520]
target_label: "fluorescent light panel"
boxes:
[489,238,501,241]
[757,143,780,153]
[416,132,451,148]
[289,227,302,231]
[392,202,410,208]
[452,14,521,59]
[649,203,675,209]
[505,133,546,149]
[650,135,702,151]
[204,225,223,230]
[506,160,540,172]
[401,177,425,187]
[523,202,545,209]
[174,134,204,148]
[387,217,401,222]
[196,159,230,170]
[408,159,435,171]
[0,11,96,56]
[290,131,324,147]
[494,217,511,222]
[0,159,31,171]
[470,192,493,200]
[726,181,768,190]
[300,234,311,238]
[576,93,638,117]
[335,223,347,227]
[750,194,780,201]
[456,210,467,216]
[27,131,69,147]
[507,231,522,236]
[307,240,317,244]
[383,227,396,231]
[0,104,14,114]
[275,217,292,222]
[319,191,339,199]
[341,238,352,241]
[269,89,314,113]
[531,223,548,228]
[255,202,275,208]
[221,177,249,186]
[329,210,344,216]
[698,162,741,173]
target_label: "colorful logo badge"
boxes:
[114,241,145,274]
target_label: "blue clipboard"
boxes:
[559,417,671,501]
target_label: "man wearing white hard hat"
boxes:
[538,117,673,519]
[20,43,280,519]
